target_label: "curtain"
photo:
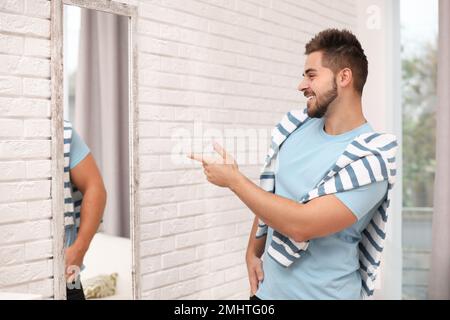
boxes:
[428,0,450,299]
[74,8,130,238]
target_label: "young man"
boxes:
[189,29,397,299]
[64,121,107,300]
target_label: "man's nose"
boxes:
[298,78,309,92]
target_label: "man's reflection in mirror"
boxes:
[63,4,130,300]
[64,121,107,300]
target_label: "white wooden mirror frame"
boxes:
[50,0,140,300]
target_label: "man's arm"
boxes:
[246,216,266,259]
[246,216,266,295]
[231,173,356,243]
[190,143,356,243]
[66,153,107,272]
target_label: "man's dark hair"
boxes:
[305,29,368,95]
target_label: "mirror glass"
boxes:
[63,3,132,300]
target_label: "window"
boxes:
[400,0,438,300]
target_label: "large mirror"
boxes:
[51,0,139,300]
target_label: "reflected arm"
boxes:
[69,153,107,253]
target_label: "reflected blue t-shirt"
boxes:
[256,117,388,300]
[65,127,90,249]
[69,128,90,170]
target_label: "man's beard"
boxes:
[306,78,338,118]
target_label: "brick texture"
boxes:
[0,0,357,299]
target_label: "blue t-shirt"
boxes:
[65,127,90,253]
[70,128,90,170]
[256,117,388,300]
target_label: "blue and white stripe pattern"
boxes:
[64,121,83,248]
[256,108,398,298]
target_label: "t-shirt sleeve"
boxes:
[69,128,90,170]
[334,180,388,220]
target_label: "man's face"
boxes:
[298,51,338,118]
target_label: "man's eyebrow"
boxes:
[302,68,317,77]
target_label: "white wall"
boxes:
[0,0,365,299]
[135,0,358,300]
[0,0,53,298]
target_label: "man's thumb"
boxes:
[256,268,264,281]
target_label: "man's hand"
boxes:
[188,142,242,189]
[65,244,87,283]
[246,254,264,296]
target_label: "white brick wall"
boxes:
[0,0,357,299]
[0,0,53,298]
[135,0,357,300]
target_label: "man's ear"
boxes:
[338,68,353,88]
